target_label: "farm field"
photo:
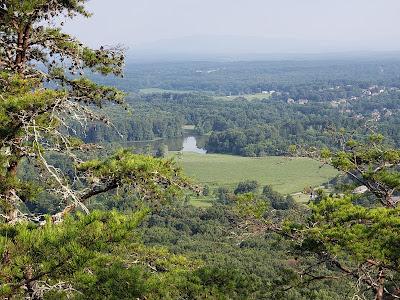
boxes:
[139,88,270,101]
[139,88,198,94]
[214,92,271,101]
[174,152,338,195]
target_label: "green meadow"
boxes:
[139,88,270,101]
[214,92,271,101]
[139,88,197,94]
[173,153,338,206]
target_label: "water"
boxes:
[182,136,207,154]
[124,135,208,154]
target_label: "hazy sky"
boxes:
[64,0,400,54]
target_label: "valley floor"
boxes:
[173,152,338,206]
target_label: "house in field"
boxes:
[362,90,372,96]
[353,114,364,120]
[331,99,347,108]
[287,98,295,104]
[298,99,309,105]
[371,110,381,121]
[383,109,393,117]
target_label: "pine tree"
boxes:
[289,135,400,300]
[0,1,195,297]
[0,0,193,223]
[320,134,400,207]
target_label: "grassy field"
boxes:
[174,153,338,196]
[139,88,270,102]
[214,93,271,101]
[139,88,198,94]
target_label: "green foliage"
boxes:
[74,104,184,144]
[109,76,400,156]
[69,77,125,105]
[0,0,130,224]
[0,0,91,19]
[72,260,147,300]
[202,184,210,196]
[77,149,192,202]
[0,0,194,223]
[234,180,259,195]
[303,197,400,266]
[139,205,353,299]
[215,186,234,205]
[0,210,147,298]
[155,144,168,158]
[0,2,196,299]
[3,2,400,299]
[233,193,269,218]
[321,135,400,207]
[289,138,400,298]
[262,185,296,210]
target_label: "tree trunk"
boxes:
[24,265,39,300]
[5,190,19,223]
[15,28,24,68]
[375,270,385,300]
[4,161,19,223]
[15,22,31,74]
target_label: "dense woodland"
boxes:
[96,60,400,96]
[84,82,400,156]
[1,1,400,300]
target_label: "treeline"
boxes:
[19,150,353,300]
[97,60,400,97]
[89,179,352,299]
[124,93,362,156]
[70,105,184,143]
[75,88,400,156]
[137,205,352,299]
[215,180,297,210]
[83,60,400,155]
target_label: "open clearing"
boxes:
[139,88,270,102]
[139,88,197,94]
[174,152,338,195]
[214,93,271,101]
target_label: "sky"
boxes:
[64,0,400,57]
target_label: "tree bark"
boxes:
[375,269,385,300]
[15,21,31,74]
[4,160,19,222]
[24,265,39,300]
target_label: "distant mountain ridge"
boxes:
[127,35,400,62]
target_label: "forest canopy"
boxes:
[1,1,400,300]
